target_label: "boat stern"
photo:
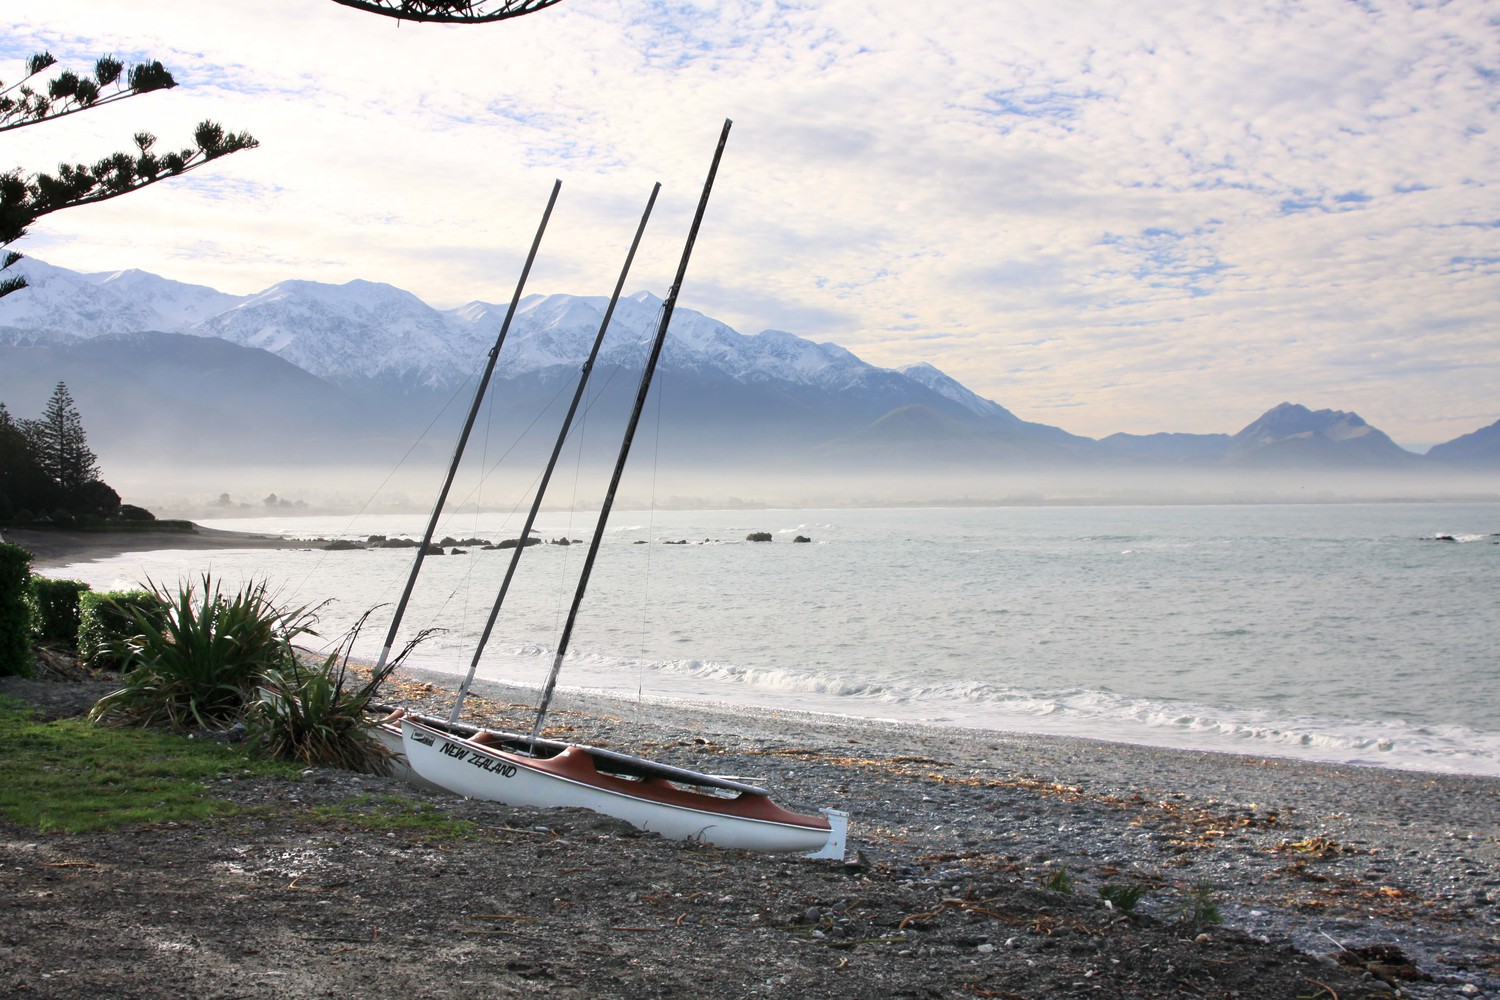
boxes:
[805,808,849,860]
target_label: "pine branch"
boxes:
[325,0,564,24]
[0,53,176,134]
[0,122,257,299]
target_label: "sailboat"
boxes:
[372,120,847,858]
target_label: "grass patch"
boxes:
[0,696,299,833]
[1098,882,1148,912]
[0,698,481,842]
[1041,866,1074,894]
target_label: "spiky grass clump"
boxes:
[250,657,393,774]
[91,575,319,731]
[1175,884,1223,926]
[246,613,433,774]
[1098,883,1148,912]
[1041,867,1074,894]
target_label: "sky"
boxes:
[5,0,1498,448]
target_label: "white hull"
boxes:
[399,718,845,856]
[372,720,447,793]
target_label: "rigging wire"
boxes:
[281,370,477,654]
[539,308,665,684]
[635,344,666,709]
[287,356,560,659]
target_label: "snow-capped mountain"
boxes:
[1,257,1494,475]
[0,257,1060,445]
[0,257,246,339]
[198,278,474,386]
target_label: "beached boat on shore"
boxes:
[370,121,848,857]
[386,712,844,855]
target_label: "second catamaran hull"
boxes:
[398,718,842,855]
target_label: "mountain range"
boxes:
[1,256,1496,503]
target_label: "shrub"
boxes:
[75,480,121,518]
[77,589,164,670]
[247,611,430,773]
[29,577,92,645]
[0,543,33,677]
[90,575,320,731]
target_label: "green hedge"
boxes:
[30,578,92,645]
[78,589,164,670]
[0,543,33,677]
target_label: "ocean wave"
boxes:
[500,647,1500,777]
[1428,532,1496,543]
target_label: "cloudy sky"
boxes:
[6,0,1497,446]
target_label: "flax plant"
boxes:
[90,575,320,731]
[247,612,434,774]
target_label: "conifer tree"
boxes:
[0,401,57,518]
[22,382,100,501]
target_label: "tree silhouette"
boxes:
[0,402,56,518]
[326,0,563,23]
[0,52,174,133]
[1,51,257,299]
[23,382,101,501]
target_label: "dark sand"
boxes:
[4,524,309,569]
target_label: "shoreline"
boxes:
[406,662,1500,822]
[11,521,1500,780]
[413,660,1500,781]
[3,524,313,569]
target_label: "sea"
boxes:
[38,502,1500,777]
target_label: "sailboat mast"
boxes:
[372,180,562,677]
[530,119,732,741]
[448,182,663,723]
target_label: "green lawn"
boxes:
[0,696,481,839]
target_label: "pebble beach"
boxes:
[390,662,1500,996]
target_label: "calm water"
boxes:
[41,503,1500,775]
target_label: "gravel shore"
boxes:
[450,667,1500,991]
[3,665,1498,997]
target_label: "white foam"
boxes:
[446,646,1500,778]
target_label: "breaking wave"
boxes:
[477,645,1500,778]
